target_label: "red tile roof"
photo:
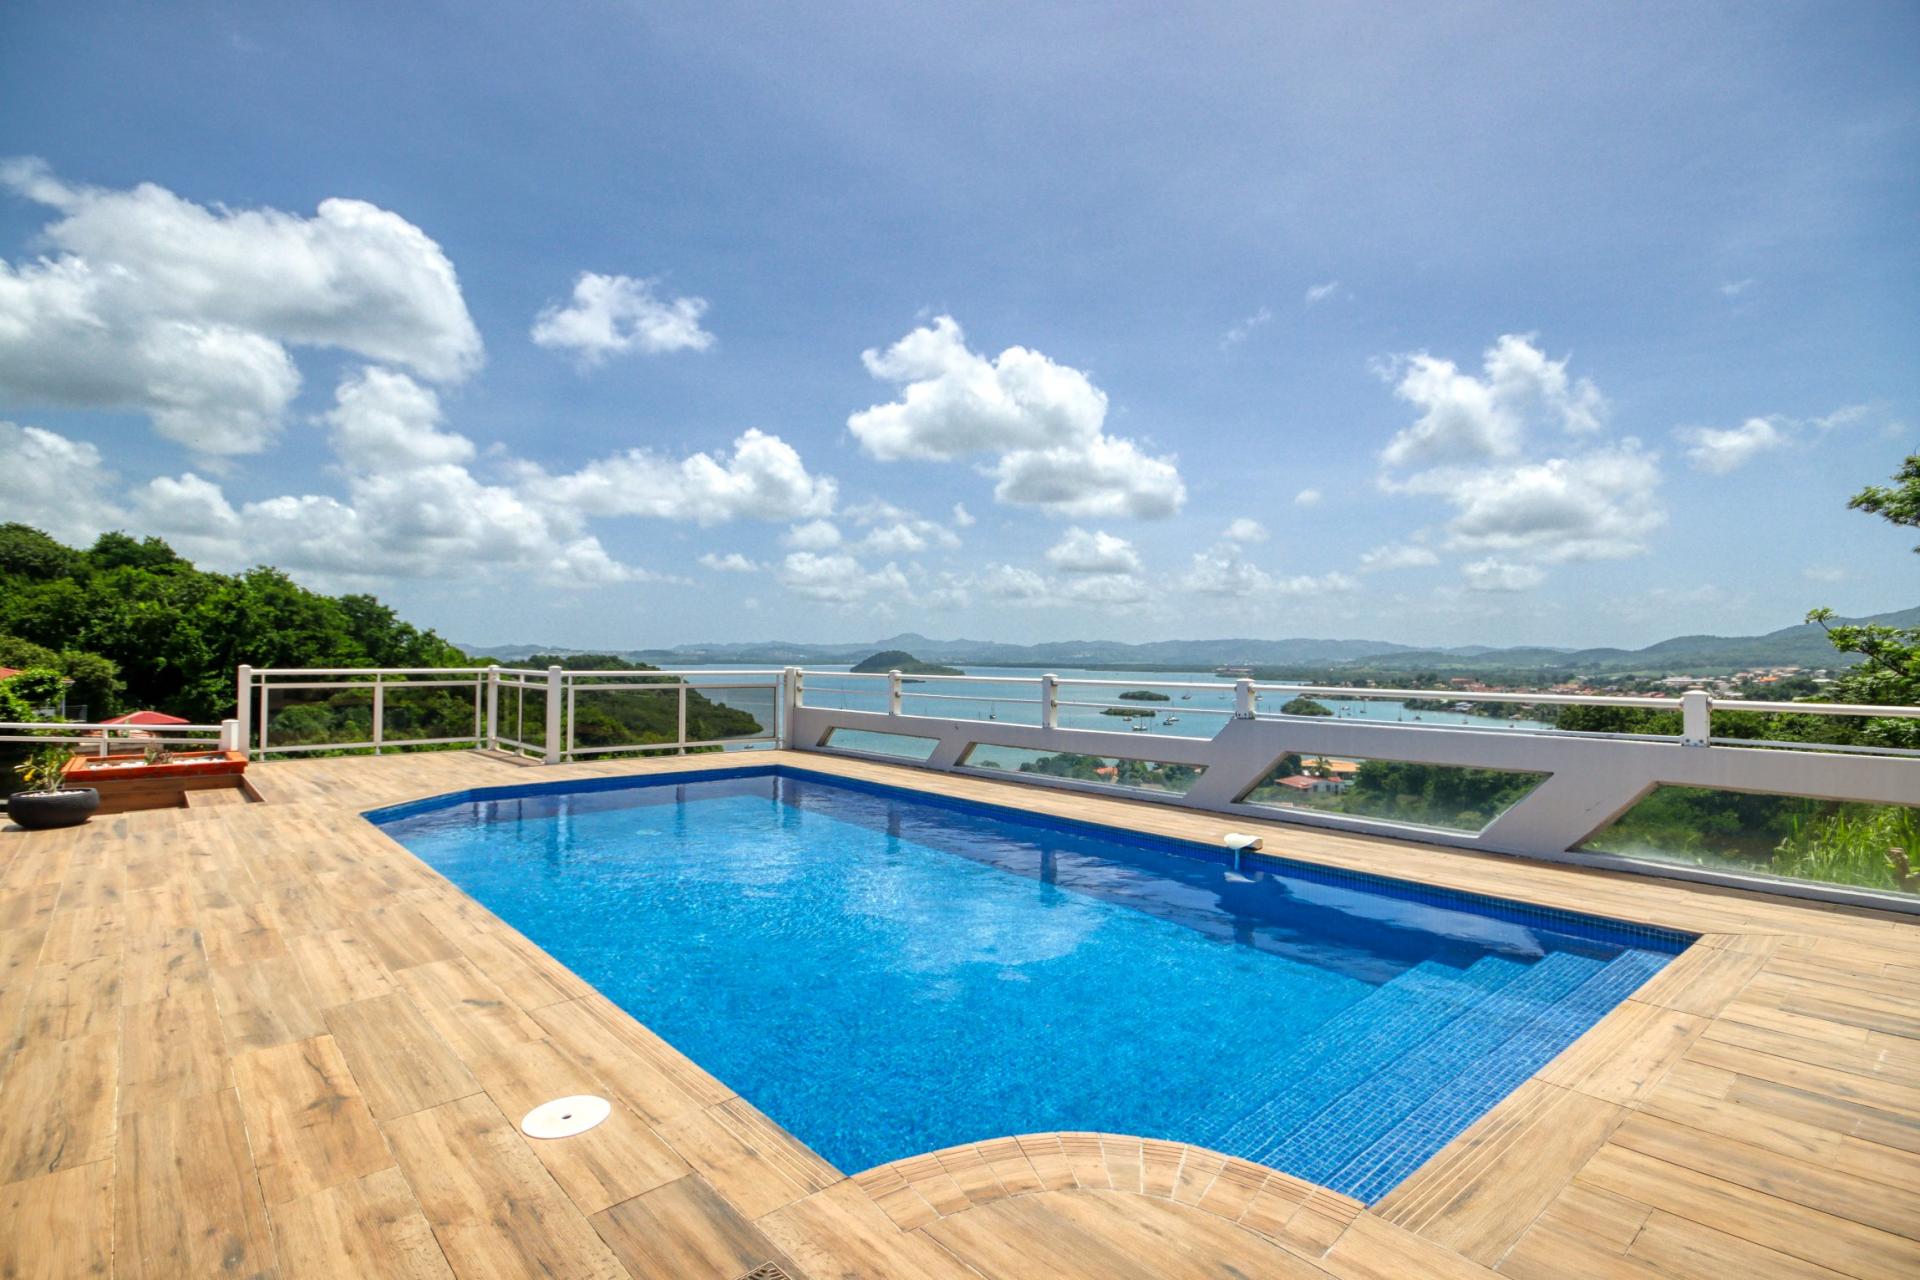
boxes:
[98,710,191,726]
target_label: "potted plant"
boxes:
[6,744,100,830]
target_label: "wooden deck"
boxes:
[2,747,1917,1279]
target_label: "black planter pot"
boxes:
[6,787,100,830]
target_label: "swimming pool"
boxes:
[371,767,1689,1202]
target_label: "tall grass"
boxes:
[1771,804,1920,894]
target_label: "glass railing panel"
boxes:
[1577,787,1920,896]
[961,745,1206,795]
[1239,755,1548,833]
[822,727,941,761]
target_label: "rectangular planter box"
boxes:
[65,750,251,814]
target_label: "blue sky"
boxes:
[1,1,1914,650]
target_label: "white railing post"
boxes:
[677,682,689,754]
[1041,673,1059,730]
[1235,678,1256,719]
[485,666,500,750]
[219,719,241,752]
[544,665,564,764]
[235,664,252,758]
[888,669,904,716]
[371,674,385,755]
[782,667,802,747]
[1681,689,1711,747]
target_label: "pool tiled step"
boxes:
[1263,948,1608,1181]
[1182,946,1681,1203]
[1324,945,1673,1203]
[1185,952,1529,1158]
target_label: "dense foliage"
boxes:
[0,523,466,722]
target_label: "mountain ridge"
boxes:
[460,605,1919,675]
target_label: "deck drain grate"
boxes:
[735,1266,793,1280]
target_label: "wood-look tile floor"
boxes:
[1,747,1917,1278]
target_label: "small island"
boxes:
[1101,706,1157,718]
[1280,695,1334,717]
[849,649,964,676]
[1117,689,1171,701]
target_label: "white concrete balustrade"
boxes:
[217,663,1920,912]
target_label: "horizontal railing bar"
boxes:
[1706,736,1920,757]
[568,682,780,693]
[0,721,225,732]
[249,667,489,677]
[1253,684,1671,708]
[565,735,776,757]
[0,734,223,746]
[1054,678,1237,690]
[900,692,1042,705]
[1710,700,1920,718]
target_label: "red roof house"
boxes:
[99,711,191,726]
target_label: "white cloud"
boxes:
[783,519,843,550]
[841,498,963,554]
[531,272,714,365]
[1188,546,1273,597]
[520,428,836,525]
[0,160,480,455]
[1378,334,1606,469]
[128,367,638,588]
[1044,527,1142,575]
[1221,305,1272,348]
[1303,281,1342,306]
[1293,488,1323,507]
[1678,405,1872,474]
[1719,278,1756,297]
[1359,543,1440,572]
[976,563,1050,602]
[323,366,474,469]
[778,551,908,604]
[1679,417,1787,474]
[698,551,761,573]
[951,502,976,527]
[0,421,121,544]
[1271,570,1359,597]
[964,560,1148,609]
[1375,334,1658,587]
[1400,442,1665,563]
[848,315,1185,519]
[1803,565,1846,583]
[1223,517,1268,543]
[1461,559,1547,592]
[1058,572,1150,606]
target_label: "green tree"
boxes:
[0,523,83,580]
[1848,451,1920,552]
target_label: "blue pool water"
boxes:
[372,767,1688,1202]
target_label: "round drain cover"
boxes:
[520,1095,611,1139]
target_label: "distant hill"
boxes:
[461,605,1919,677]
[849,650,963,676]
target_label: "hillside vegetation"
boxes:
[0,524,766,766]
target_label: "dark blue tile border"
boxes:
[364,764,1696,956]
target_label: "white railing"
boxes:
[0,719,239,756]
[787,667,1920,912]
[235,665,783,763]
[217,662,1920,910]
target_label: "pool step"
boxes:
[1259,948,1608,1180]
[1184,952,1529,1158]
[1324,945,1674,1202]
